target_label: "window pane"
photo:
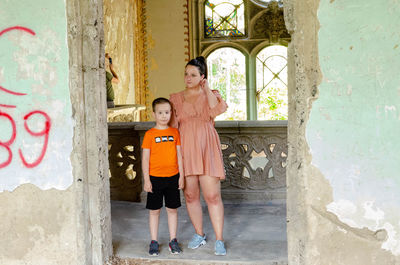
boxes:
[256,45,288,120]
[205,0,245,37]
[207,48,246,120]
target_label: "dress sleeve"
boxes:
[209,90,228,118]
[169,93,179,128]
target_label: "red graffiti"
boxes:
[0,26,35,37]
[0,26,33,101]
[0,85,27,96]
[0,104,16,108]
[18,111,51,168]
[0,26,52,169]
[0,110,51,169]
[0,112,17,168]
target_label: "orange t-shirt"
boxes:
[142,127,181,177]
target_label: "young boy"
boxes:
[141,97,184,256]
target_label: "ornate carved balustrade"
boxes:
[108,121,287,202]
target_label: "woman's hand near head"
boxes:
[201,79,218,108]
[200,78,210,91]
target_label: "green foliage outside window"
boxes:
[207,48,246,120]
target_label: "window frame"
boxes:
[191,0,290,120]
[201,0,248,40]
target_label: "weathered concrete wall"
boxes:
[68,0,113,263]
[145,0,188,119]
[286,0,400,264]
[104,0,135,104]
[0,0,112,264]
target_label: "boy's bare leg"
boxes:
[166,208,178,240]
[149,209,161,241]
[199,175,224,241]
[184,175,204,236]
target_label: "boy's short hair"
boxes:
[152,97,171,112]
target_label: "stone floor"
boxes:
[111,199,288,265]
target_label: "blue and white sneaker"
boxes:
[188,233,206,249]
[215,240,226,256]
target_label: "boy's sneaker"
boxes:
[188,233,206,249]
[169,238,182,254]
[215,240,226,256]
[149,240,159,256]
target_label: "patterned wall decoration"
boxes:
[253,1,290,42]
[184,0,191,62]
[134,0,149,121]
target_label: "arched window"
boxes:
[194,0,290,120]
[256,45,288,120]
[204,0,245,37]
[207,47,247,120]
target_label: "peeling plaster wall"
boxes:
[0,0,73,191]
[145,0,187,119]
[307,0,400,261]
[0,0,112,264]
[0,0,76,264]
[104,0,135,104]
[286,0,400,264]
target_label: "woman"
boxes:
[169,56,228,256]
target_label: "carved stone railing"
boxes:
[108,121,287,202]
[216,121,287,201]
[107,104,146,122]
[108,123,142,201]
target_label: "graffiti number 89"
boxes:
[0,111,51,169]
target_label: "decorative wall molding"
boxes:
[253,2,290,42]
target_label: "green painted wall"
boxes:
[307,0,400,255]
[0,0,73,191]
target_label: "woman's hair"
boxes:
[186,56,208,79]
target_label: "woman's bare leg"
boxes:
[199,175,224,241]
[184,175,204,236]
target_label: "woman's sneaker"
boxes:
[169,238,182,254]
[148,240,159,256]
[188,233,206,249]
[214,240,226,256]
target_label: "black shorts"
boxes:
[146,173,181,210]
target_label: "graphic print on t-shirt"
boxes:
[154,135,175,143]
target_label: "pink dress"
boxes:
[169,90,228,179]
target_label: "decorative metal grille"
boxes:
[256,45,288,120]
[204,0,245,37]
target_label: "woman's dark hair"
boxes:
[186,56,208,79]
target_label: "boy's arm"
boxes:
[176,145,184,190]
[142,148,152,193]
